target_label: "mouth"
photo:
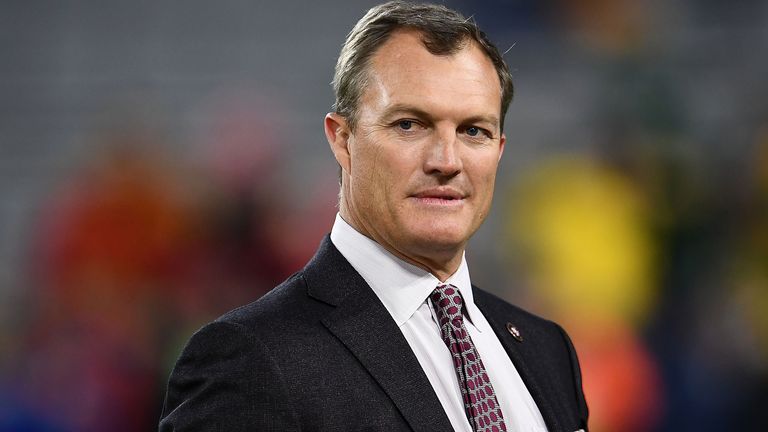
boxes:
[410,188,467,206]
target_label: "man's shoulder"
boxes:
[215,269,315,330]
[473,285,589,431]
[472,286,563,335]
[213,235,347,329]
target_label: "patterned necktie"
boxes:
[430,284,507,432]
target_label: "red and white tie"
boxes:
[430,284,507,432]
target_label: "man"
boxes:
[159,2,588,431]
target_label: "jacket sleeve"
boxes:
[159,320,300,432]
[555,323,590,430]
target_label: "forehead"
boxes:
[360,30,502,121]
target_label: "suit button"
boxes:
[506,323,523,342]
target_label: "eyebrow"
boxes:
[462,115,500,130]
[380,104,434,123]
[380,103,500,130]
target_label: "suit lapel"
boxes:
[304,237,453,431]
[474,289,564,432]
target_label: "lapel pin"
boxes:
[506,322,523,342]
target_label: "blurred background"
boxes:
[1,0,766,430]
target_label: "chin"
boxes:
[405,221,471,251]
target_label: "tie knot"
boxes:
[430,284,464,327]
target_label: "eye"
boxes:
[463,125,491,139]
[398,120,414,130]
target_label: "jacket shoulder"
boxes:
[473,286,559,331]
[216,270,310,327]
[473,286,589,428]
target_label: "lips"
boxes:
[411,187,466,202]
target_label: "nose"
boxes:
[424,127,462,177]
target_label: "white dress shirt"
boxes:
[330,214,548,432]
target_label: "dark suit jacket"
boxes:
[159,236,589,431]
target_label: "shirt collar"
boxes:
[330,213,479,329]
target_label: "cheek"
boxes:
[354,150,398,216]
[470,156,501,188]
[470,159,501,215]
[351,143,382,192]
[377,149,415,191]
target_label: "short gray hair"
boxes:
[332,1,514,131]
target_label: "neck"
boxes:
[338,208,464,282]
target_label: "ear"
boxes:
[325,112,352,174]
[498,133,506,162]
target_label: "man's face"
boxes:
[327,30,505,268]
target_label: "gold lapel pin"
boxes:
[506,322,523,342]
